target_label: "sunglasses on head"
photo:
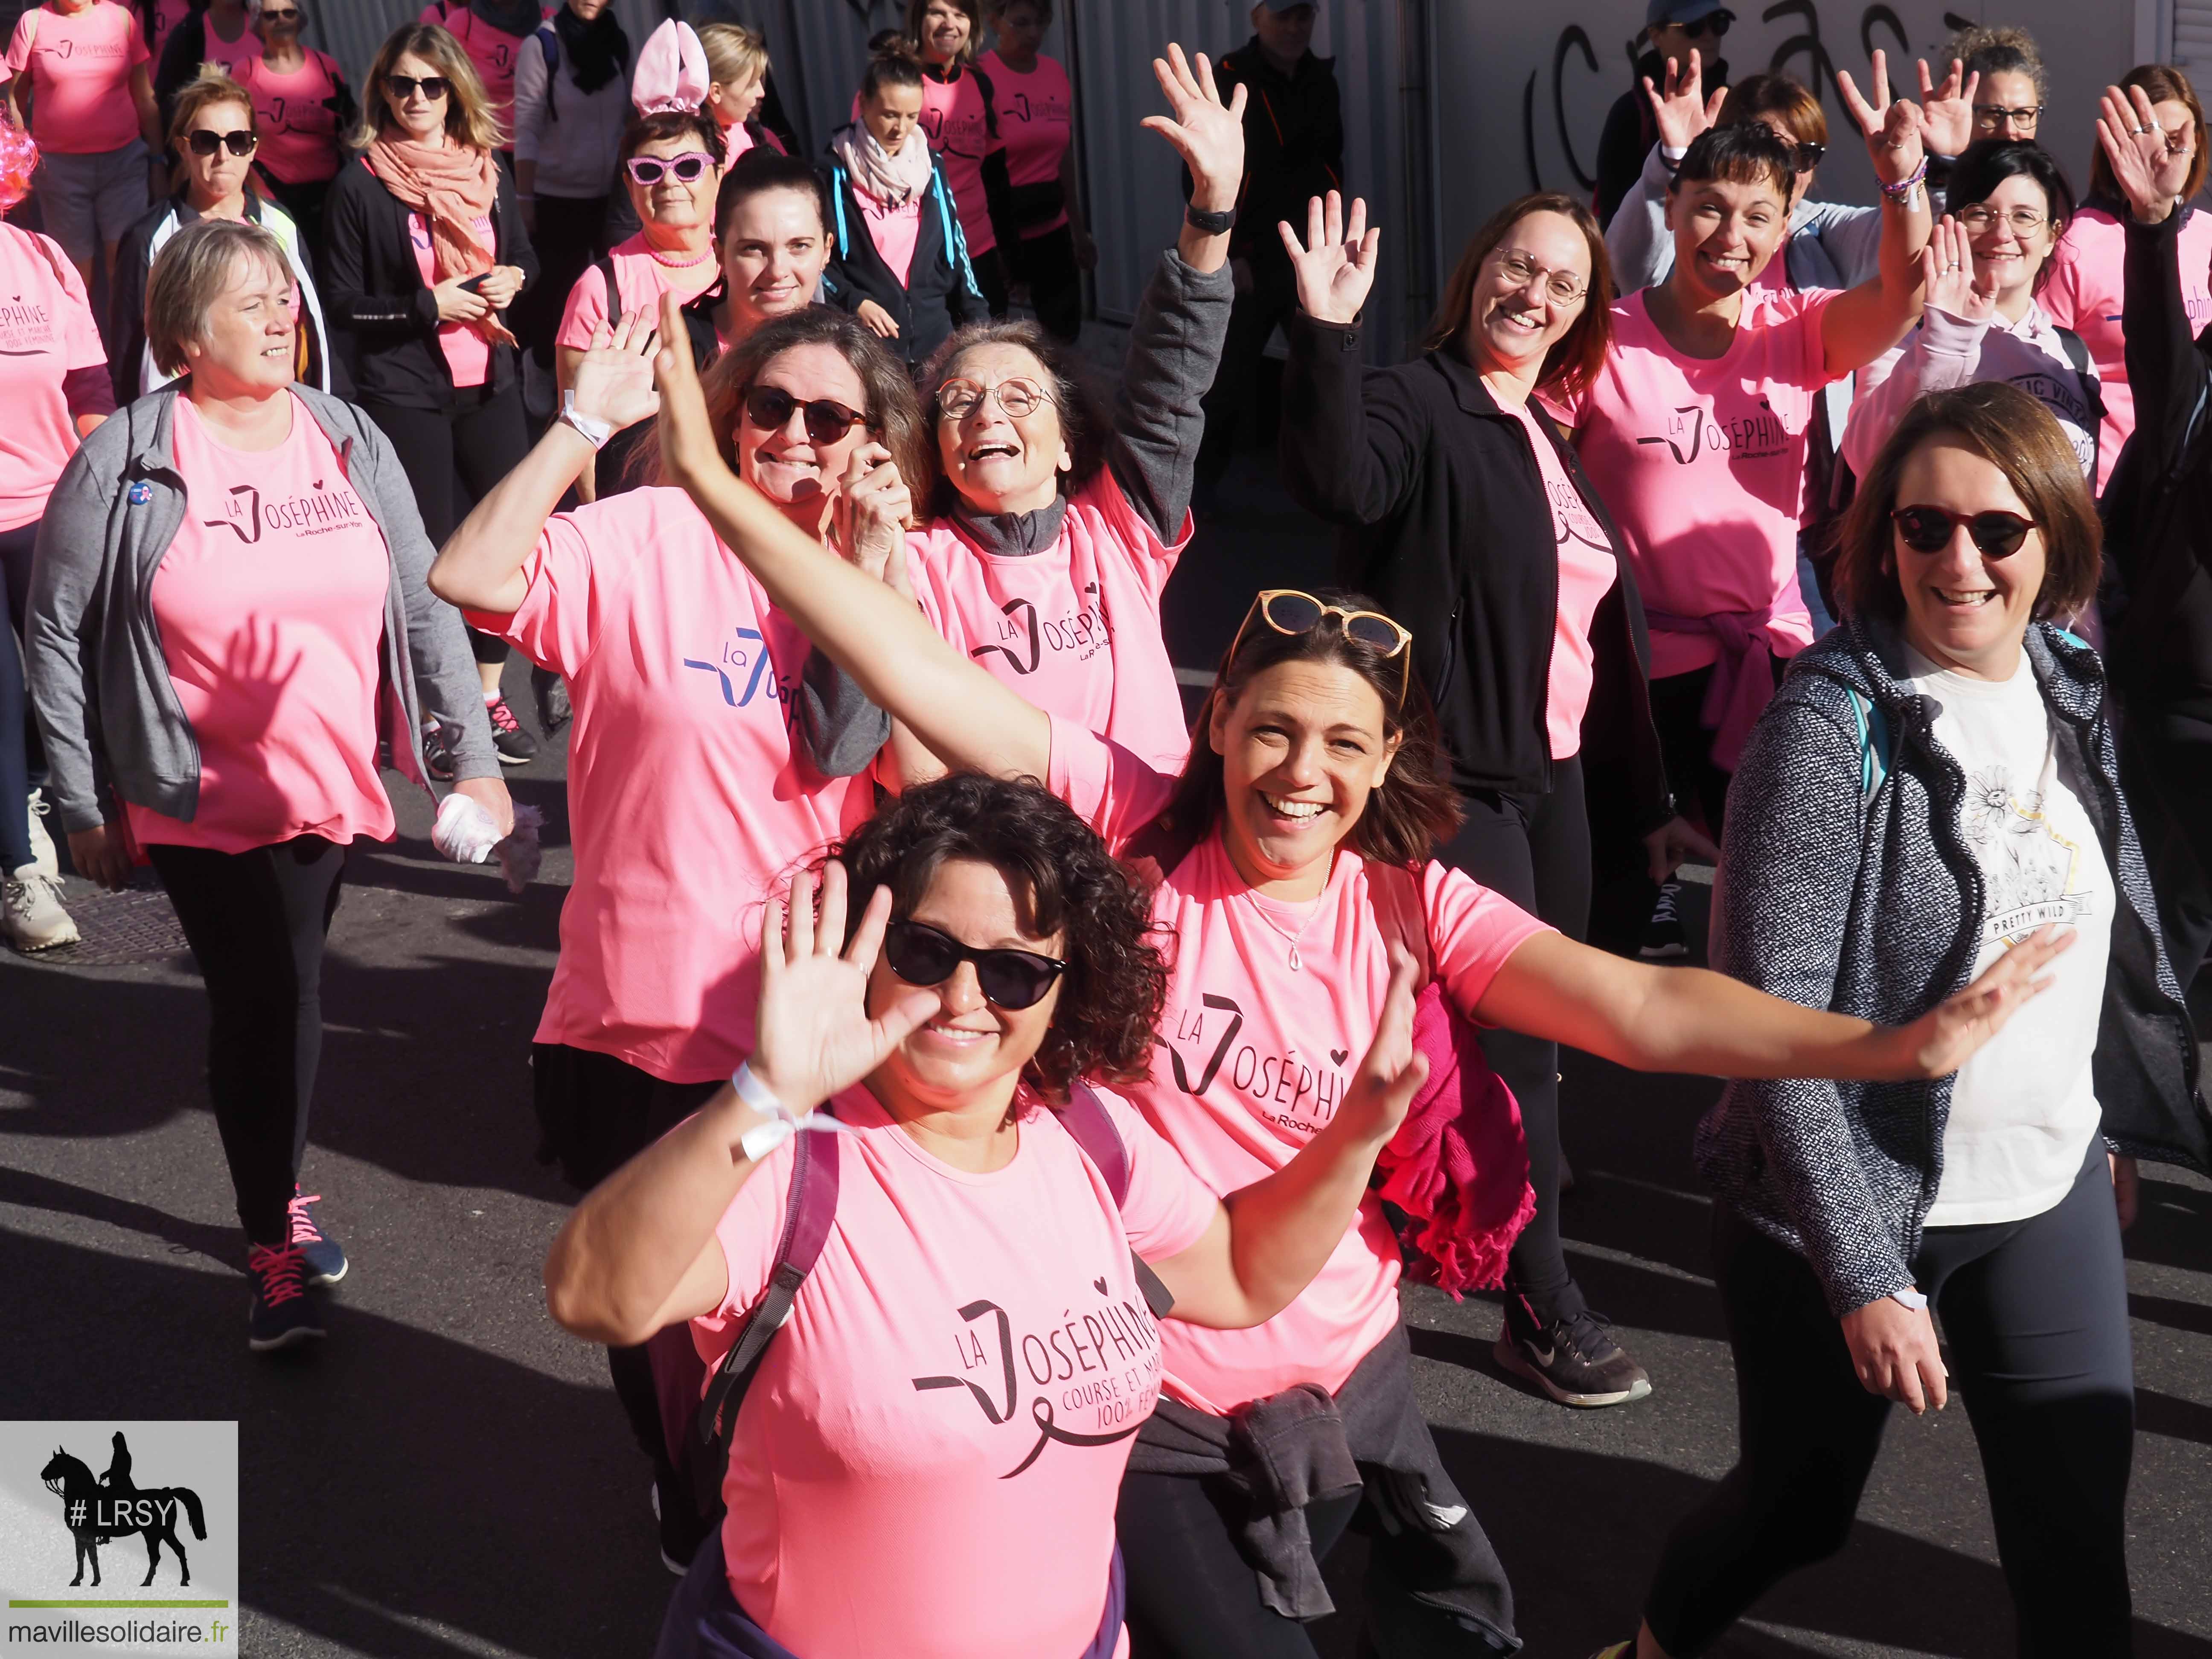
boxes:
[387,73,450,102]
[742,385,870,444]
[625,151,717,186]
[1891,504,2037,559]
[883,920,1067,1010]
[1226,589,1415,704]
[187,128,257,157]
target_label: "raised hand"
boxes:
[1140,41,1247,212]
[748,863,942,1115]
[571,306,661,433]
[2098,82,2193,224]
[653,291,728,492]
[1915,56,1980,158]
[1336,948,1431,1148]
[1642,47,1725,152]
[1836,49,1926,186]
[1896,925,2072,1078]
[831,443,914,588]
[1280,190,1380,326]
[1922,215,1997,322]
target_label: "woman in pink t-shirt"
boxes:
[678,151,831,366]
[28,219,511,1354]
[6,0,163,286]
[548,776,1438,1659]
[908,0,1013,315]
[651,289,2062,1658]
[232,0,352,248]
[2043,62,2212,497]
[429,303,933,1566]
[981,0,1090,342]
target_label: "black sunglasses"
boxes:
[187,128,257,157]
[258,5,300,18]
[387,73,451,102]
[884,920,1067,1010]
[1676,8,1732,38]
[1892,504,2037,559]
[1788,141,1825,171]
[743,385,869,444]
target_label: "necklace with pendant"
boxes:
[1244,891,1320,972]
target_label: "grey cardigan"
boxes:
[1701,613,2208,1317]
[27,384,501,835]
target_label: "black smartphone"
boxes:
[457,272,492,295]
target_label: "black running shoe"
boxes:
[421,718,457,783]
[1495,1308,1652,1408]
[532,666,571,736]
[247,1243,327,1353]
[1639,878,1687,960]
[486,694,539,765]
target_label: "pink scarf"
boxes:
[831,122,933,209]
[364,134,515,347]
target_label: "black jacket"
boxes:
[820,137,983,372]
[319,153,539,412]
[1280,313,1671,824]
[1207,41,1341,267]
[2104,207,2212,733]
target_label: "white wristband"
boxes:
[1890,1287,1929,1311]
[559,390,614,451]
[732,1062,796,1162]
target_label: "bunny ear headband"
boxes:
[633,19,710,116]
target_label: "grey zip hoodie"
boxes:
[27,384,501,835]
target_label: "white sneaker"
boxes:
[25,789,57,878]
[4,865,79,952]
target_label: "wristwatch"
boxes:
[559,390,613,451]
[1185,204,1236,236]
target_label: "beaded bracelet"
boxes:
[1877,157,1929,210]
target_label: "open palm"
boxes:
[1642,47,1724,151]
[1923,216,1997,323]
[2098,83,2194,221]
[1138,41,1246,210]
[1900,926,2072,1078]
[1281,189,1380,326]
[573,306,661,433]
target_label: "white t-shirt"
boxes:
[1909,645,2112,1225]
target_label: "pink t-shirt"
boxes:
[464,488,872,1082]
[426,6,532,141]
[1507,402,1617,759]
[697,1084,1214,1659]
[2042,203,2212,496]
[233,50,344,185]
[0,227,106,533]
[980,49,1070,239]
[907,470,1193,773]
[190,7,256,75]
[6,1,148,155]
[1560,286,1833,681]
[920,65,1000,256]
[140,0,185,70]
[128,396,395,854]
[408,200,493,389]
[1047,719,1551,1414]
[555,230,719,352]
[855,182,924,288]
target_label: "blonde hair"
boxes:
[165,66,258,190]
[698,22,769,94]
[146,218,292,377]
[353,23,504,152]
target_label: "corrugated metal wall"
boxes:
[306,0,678,95]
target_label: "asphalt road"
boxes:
[3,437,2209,1659]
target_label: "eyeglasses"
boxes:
[258,5,300,19]
[937,376,1052,420]
[1891,504,2038,559]
[1956,205,2048,235]
[186,128,257,157]
[883,920,1067,1010]
[1787,140,1825,171]
[625,151,716,186]
[742,385,870,444]
[1971,104,2042,129]
[1226,589,1415,703]
[1493,250,1587,306]
[387,74,451,102]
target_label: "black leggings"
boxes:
[362,383,530,668]
[1644,1147,2134,1656]
[147,835,347,1247]
[1007,222,1082,343]
[1648,664,1730,838]
[0,521,35,870]
[1432,754,1592,1328]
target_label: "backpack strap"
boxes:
[1847,687,1891,809]
[2050,322,2107,471]
[971,62,998,141]
[594,250,619,324]
[1062,1081,1176,1320]
[535,23,559,119]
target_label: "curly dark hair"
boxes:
[916,320,1111,518]
[829,773,1168,1104]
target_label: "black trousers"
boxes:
[148,835,347,1247]
[971,242,1010,318]
[1648,664,1730,838]
[1196,251,1298,491]
[1432,754,1592,1328]
[518,193,608,370]
[362,383,530,669]
[2120,715,2212,994]
[0,521,35,870]
[1007,222,1082,343]
[1644,1147,2134,1656]
[257,172,330,253]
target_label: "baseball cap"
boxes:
[1646,0,1729,25]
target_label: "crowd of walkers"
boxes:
[6,1,2212,1655]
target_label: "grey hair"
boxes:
[146,219,293,378]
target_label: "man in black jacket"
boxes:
[1194,2,1341,495]
[1594,0,1730,227]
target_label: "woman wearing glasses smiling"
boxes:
[110,65,332,402]
[646,285,2073,1659]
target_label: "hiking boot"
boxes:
[26,788,58,877]
[531,666,571,736]
[287,1188,347,1285]
[486,694,538,765]
[247,1243,327,1352]
[1638,878,1687,960]
[4,867,79,952]
[1495,1307,1652,1408]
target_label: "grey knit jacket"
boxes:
[27,384,501,835]
[1700,612,2208,1316]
